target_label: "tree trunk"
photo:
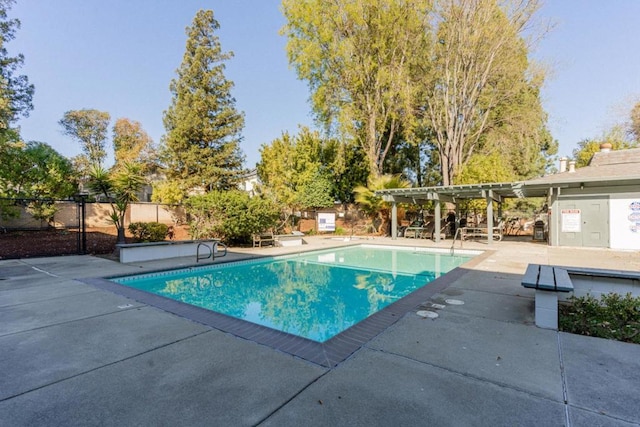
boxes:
[367,111,381,178]
[440,150,452,186]
[116,226,126,245]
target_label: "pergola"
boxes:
[376,148,640,247]
[375,181,552,244]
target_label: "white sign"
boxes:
[317,212,336,232]
[561,209,581,232]
[629,200,640,233]
[610,195,640,250]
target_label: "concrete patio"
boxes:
[1,237,639,426]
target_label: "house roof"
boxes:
[589,147,640,166]
[525,147,640,186]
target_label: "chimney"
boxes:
[568,160,576,173]
[559,157,567,173]
[600,142,612,152]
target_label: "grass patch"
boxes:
[559,292,640,344]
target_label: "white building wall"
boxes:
[242,177,259,196]
[609,193,640,250]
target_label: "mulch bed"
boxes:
[0,228,119,259]
[0,226,192,259]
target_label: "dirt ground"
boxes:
[0,226,192,259]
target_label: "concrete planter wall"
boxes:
[562,267,640,301]
[116,240,222,263]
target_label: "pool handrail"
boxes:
[197,241,227,263]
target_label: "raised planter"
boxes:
[116,239,224,263]
[563,267,640,300]
[275,234,305,247]
[522,265,640,330]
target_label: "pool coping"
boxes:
[80,246,493,368]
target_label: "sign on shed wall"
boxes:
[561,209,581,232]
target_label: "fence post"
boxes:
[75,195,87,255]
[81,197,87,254]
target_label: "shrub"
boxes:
[559,292,640,344]
[334,226,345,235]
[0,199,20,221]
[26,201,58,226]
[128,222,169,242]
[185,191,280,244]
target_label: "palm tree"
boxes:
[87,162,145,244]
[354,175,409,236]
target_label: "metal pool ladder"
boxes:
[450,227,463,255]
[196,241,228,263]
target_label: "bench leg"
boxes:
[534,290,559,330]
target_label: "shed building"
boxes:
[376,146,640,250]
[527,147,640,250]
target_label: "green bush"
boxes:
[26,201,58,225]
[185,190,280,244]
[559,292,640,344]
[128,222,169,242]
[334,226,345,235]
[0,199,20,221]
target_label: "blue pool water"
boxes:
[111,245,474,342]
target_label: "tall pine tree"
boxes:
[162,9,245,193]
[0,0,34,139]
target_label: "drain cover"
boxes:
[416,310,439,319]
[117,304,134,309]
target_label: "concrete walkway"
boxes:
[1,237,639,426]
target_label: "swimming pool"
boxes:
[110,245,475,342]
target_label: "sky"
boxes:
[8,0,640,169]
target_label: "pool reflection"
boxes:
[113,246,472,342]
[152,260,432,342]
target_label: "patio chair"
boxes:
[404,220,425,239]
[252,231,275,247]
[418,221,433,239]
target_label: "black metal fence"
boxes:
[0,198,183,259]
[0,197,94,259]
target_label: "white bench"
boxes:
[521,264,574,329]
[461,222,504,241]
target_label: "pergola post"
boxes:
[548,187,558,246]
[434,199,441,243]
[486,191,494,244]
[391,202,398,240]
